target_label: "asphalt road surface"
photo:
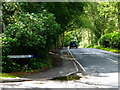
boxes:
[70,48,119,88]
[1,48,119,88]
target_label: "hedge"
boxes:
[98,32,120,49]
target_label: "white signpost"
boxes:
[8,55,34,58]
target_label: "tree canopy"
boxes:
[1,2,119,73]
[2,2,85,72]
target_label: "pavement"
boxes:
[21,48,80,80]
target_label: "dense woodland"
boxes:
[1,2,119,73]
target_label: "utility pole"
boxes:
[0,1,2,33]
[0,1,5,33]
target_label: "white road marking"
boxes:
[107,58,118,63]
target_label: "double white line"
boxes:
[67,48,87,75]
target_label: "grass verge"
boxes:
[0,73,19,79]
[1,66,50,79]
[51,76,82,81]
[94,46,120,53]
[86,45,120,53]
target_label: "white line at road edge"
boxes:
[67,48,87,75]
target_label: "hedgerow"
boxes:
[98,32,120,49]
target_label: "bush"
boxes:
[2,12,60,73]
[98,32,120,49]
[86,44,94,48]
[29,57,52,70]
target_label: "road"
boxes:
[70,48,119,88]
[0,48,119,88]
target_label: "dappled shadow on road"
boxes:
[89,72,118,78]
[70,48,118,88]
[83,64,118,74]
[2,89,51,90]
[70,48,118,75]
[24,89,51,90]
[1,88,119,90]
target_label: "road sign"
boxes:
[8,55,34,58]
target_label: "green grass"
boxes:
[93,46,120,53]
[86,44,120,53]
[0,73,19,79]
[51,76,81,81]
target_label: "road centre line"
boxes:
[73,52,118,63]
[74,53,101,54]
[106,58,118,63]
[73,53,118,56]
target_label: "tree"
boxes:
[64,2,118,48]
[2,2,61,72]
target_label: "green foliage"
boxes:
[2,3,61,73]
[94,46,120,53]
[64,29,82,46]
[2,2,22,25]
[0,73,19,79]
[29,57,52,70]
[2,17,46,56]
[45,2,84,28]
[2,56,22,73]
[86,44,95,48]
[2,2,119,73]
[86,45,120,53]
[51,76,81,81]
[98,32,120,49]
[73,2,118,47]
